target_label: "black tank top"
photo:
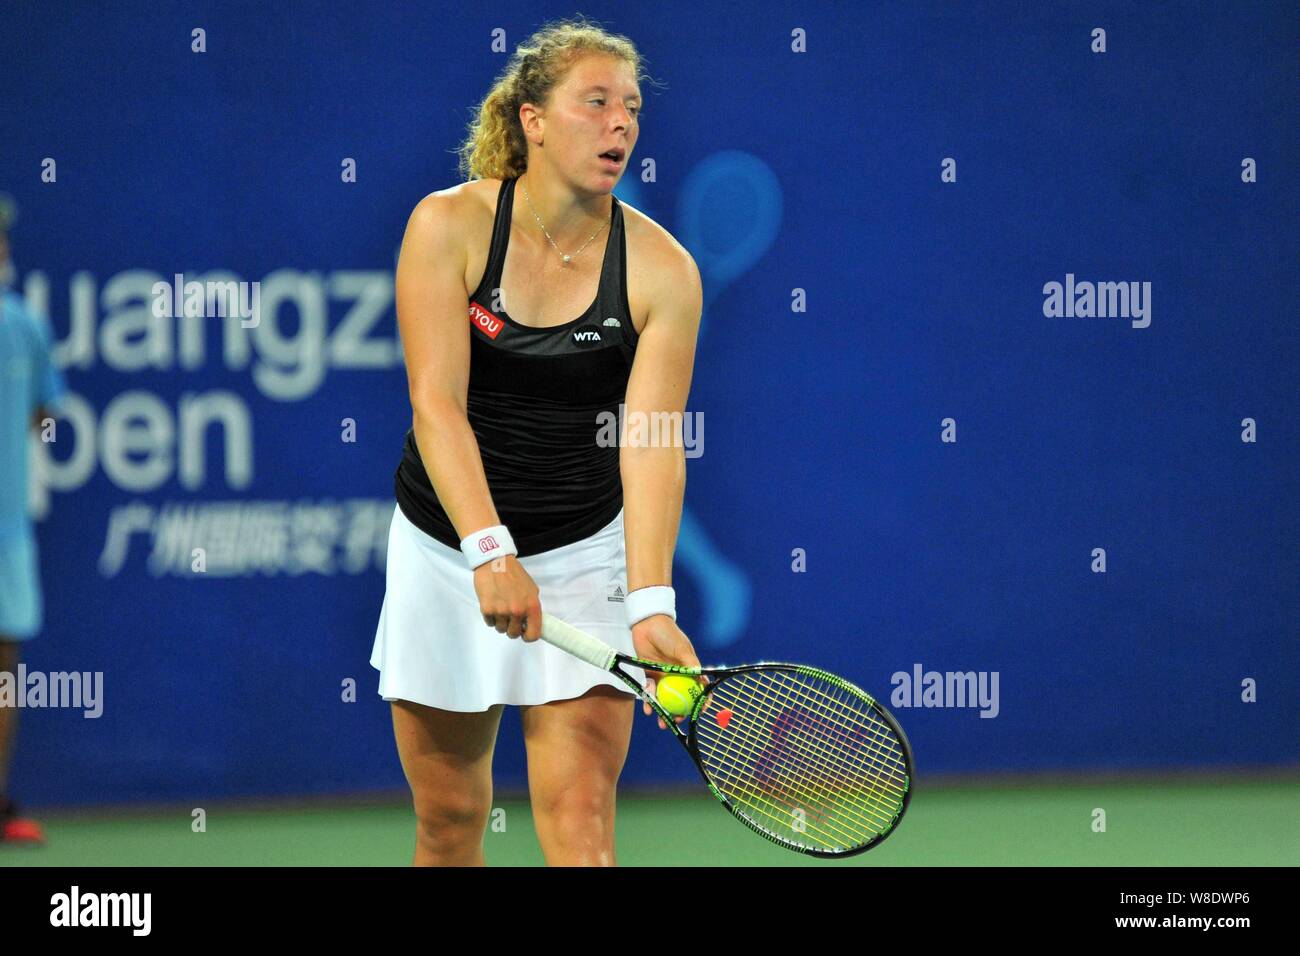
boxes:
[394,176,639,556]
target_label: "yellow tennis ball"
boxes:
[656,674,702,717]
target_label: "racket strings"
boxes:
[699,737,880,848]
[703,671,908,803]
[696,698,895,851]
[698,677,906,848]
[697,689,898,834]
[696,722,872,849]
[759,669,909,801]
[697,680,899,841]
[755,671,908,826]
[694,669,909,851]
[728,671,909,816]
[701,762,863,849]
[746,669,909,782]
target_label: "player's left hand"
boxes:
[632,615,704,731]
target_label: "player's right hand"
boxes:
[633,615,705,731]
[474,555,543,641]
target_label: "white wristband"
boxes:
[460,525,517,570]
[626,585,676,628]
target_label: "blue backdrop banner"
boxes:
[1,1,1295,806]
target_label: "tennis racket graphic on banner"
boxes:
[538,612,913,857]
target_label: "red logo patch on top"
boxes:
[469,302,504,339]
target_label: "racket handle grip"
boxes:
[539,613,618,670]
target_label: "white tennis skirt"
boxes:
[370,503,643,712]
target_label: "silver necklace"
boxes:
[520,177,610,267]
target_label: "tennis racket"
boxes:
[538,611,913,857]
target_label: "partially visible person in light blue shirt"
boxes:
[0,224,65,633]
[0,198,66,844]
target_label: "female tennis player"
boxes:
[370,17,704,866]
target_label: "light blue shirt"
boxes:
[0,283,66,540]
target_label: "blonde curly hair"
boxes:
[456,15,656,182]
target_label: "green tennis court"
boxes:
[3,778,1295,866]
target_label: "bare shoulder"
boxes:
[620,200,702,333]
[403,180,502,293]
[406,179,498,237]
[622,200,700,289]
